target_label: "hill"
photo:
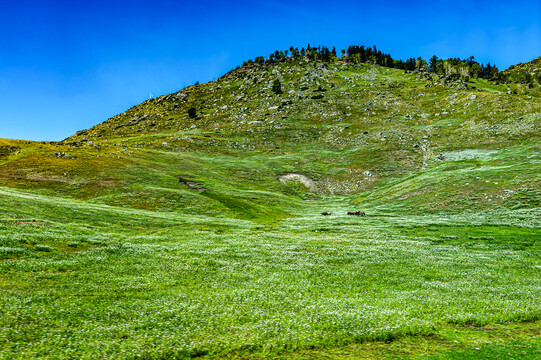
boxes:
[1,53,539,219]
[502,56,541,85]
[0,49,540,359]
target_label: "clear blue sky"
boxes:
[1,0,539,141]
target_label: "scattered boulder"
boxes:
[175,92,188,100]
[53,152,75,159]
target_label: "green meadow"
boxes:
[1,187,540,359]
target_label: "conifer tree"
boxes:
[429,55,438,73]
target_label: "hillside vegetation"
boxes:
[0,49,540,359]
[502,56,541,85]
[2,53,540,216]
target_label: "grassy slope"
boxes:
[1,59,539,216]
[502,56,541,84]
[0,58,540,359]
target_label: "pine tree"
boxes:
[429,55,438,73]
[289,46,296,56]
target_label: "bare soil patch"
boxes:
[278,173,317,192]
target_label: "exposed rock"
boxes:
[53,152,75,159]
[175,92,188,100]
[278,173,317,192]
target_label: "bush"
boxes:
[188,107,197,118]
[272,79,283,94]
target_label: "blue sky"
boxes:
[1,0,539,141]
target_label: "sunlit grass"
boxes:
[0,188,539,359]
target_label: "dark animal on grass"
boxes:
[347,211,366,216]
[321,212,332,216]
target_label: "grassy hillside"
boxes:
[1,58,540,217]
[502,56,541,85]
[0,56,540,359]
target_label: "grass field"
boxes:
[0,187,539,359]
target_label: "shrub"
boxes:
[272,79,283,94]
[188,107,197,118]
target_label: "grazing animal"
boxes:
[321,212,331,216]
[347,211,366,216]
